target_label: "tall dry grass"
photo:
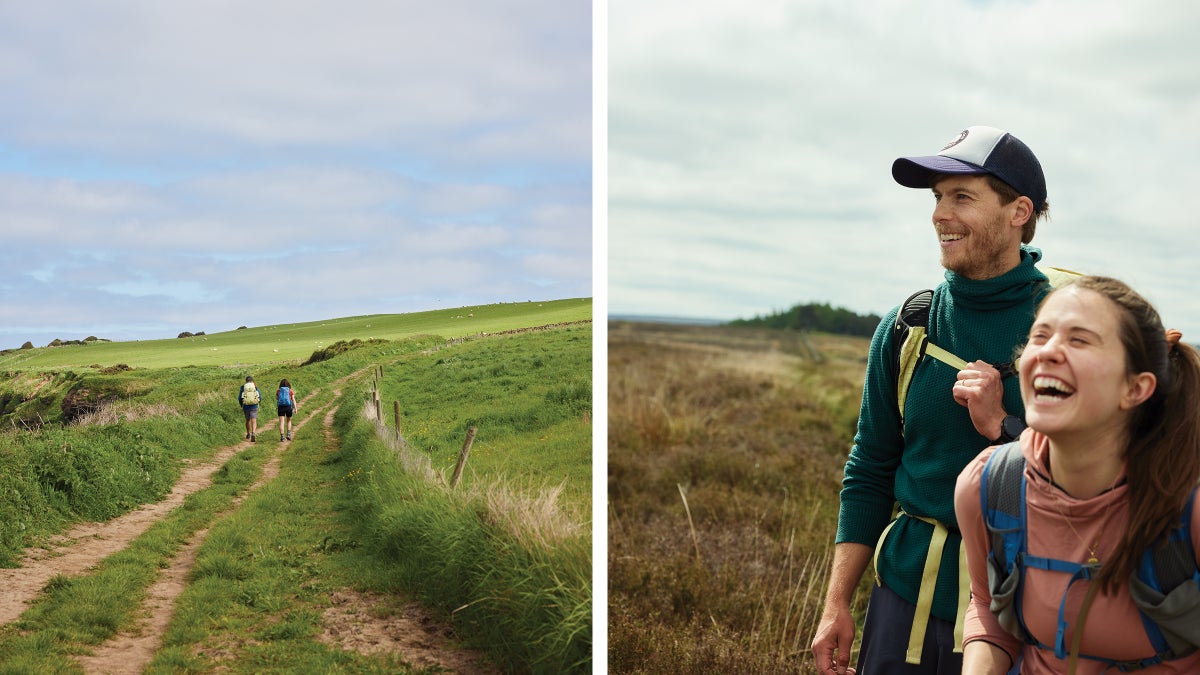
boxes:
[608,324,872,674]
[74,402,180,426]
[363,400,583,551]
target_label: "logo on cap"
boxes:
[940,130,969,152]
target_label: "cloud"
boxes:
[0,0,591,350]
[609,0,1200,339]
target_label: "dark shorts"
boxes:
[242,405,258,420]
[278,405,294,418]
[856,583,964,675]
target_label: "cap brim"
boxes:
[892,155,986,189]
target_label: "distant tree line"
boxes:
[728,302,882,338]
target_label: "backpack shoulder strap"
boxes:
[892,289,972,422]
[979,442,1032,641]
[893,289,932,422]
[1041,265,1084,288]
[981,442,1027,571]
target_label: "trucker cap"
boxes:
[891,125,1046,212]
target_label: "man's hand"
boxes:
[811,602,857,675]
[952,359,1006,440]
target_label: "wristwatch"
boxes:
[993,415,1026,444]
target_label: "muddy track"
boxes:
[1,367,498,674]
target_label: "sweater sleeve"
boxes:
[836,308,905,546]
[954,448,1022,662]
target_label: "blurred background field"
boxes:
[608,321,871,674]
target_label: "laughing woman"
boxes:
[954,276,1200,674]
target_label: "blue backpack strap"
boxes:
[981,443,1107,660]
[980,442,1033,642]
[981,443,1026,573]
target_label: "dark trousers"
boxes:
[856,583,964,675]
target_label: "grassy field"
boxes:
[608,321,872,674]
[0,297,591,370]
[0,301,592,673]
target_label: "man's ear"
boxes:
[1121,371,1157,409]
[1010,196,1033,230]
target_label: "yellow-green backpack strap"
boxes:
[1040,265,1083,289]
[894,285,989,422]
[894,290,934,422]
[896,328,925,422]
[924,342,968,371]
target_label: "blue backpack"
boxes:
[277,386,291,406]
[980,442,1200,671]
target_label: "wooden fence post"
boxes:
[449,426,478,488]
[393,400,402,442]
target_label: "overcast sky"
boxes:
[608,0,1200,341]
[0,1,591,351]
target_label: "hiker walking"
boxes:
[811,126,1060,675]
[276,378,298,442]
[954,276,1200,674]
[238,375,262,442]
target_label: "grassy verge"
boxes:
[335,399,591,674]
[607,325,872,674]
[341,326,593,673]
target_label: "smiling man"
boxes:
[810,126,1058,675]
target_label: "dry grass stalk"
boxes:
[677,483,702,565]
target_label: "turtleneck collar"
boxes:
[943,245,1049,311]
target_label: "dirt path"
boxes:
[2,368,500,674]
[72,392,333,675]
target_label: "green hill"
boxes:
[0,298,591,371]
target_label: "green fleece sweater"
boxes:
[837,246,1053,622]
